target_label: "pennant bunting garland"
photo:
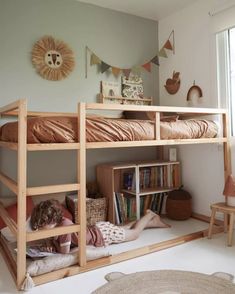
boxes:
[86,30,174,78]
[112,67,121,77]
[151,55,159,66]
[164,39,173,51]
[101,61,110,73]
[131,66,142,75]
[158,47,168,58]
[142,62,151,72]
[90,53,101,65]
[122,69,132,79]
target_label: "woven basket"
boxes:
[66,195,107,225]
[166,188,192,220]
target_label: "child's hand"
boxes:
[40,245,55,253]
[39,240,56,252]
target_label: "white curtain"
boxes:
[216,30,230,109]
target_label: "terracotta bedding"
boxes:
[0,116,218,143]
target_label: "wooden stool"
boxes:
[208,202,235,246]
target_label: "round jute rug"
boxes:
[92,270,235,294]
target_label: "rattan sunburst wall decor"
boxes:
[31,36,75,81]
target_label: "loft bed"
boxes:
[0,99,231,290]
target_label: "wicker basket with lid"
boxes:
[166,187,192,220]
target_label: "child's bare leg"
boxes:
[123,220,136,229]
[124,210,156,242]
[146,213,171,228]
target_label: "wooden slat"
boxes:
[123,187,180,196]
[16,99,27,288]
[0,138,228,152]
[27,143,80,151]
[100,94,152,103]
[0,172,18,194]
[26,224,80,242]
[78,102,87,267]
[27,183,80,196]
[3,110,78,117]
[86,138,227,149]
[0,141,18,150]
[191,212,224,226]
[0,202,17,235]
[0,99,20,114]
[0,235,17,285]
[155,112,161,140]
[86,102,227,114]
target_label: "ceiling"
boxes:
[77,0,197,21]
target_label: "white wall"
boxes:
[158,0,235,215]
[0,0,159,196]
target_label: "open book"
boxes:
[15,246,57,258]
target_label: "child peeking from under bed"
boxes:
[30,199,170,254]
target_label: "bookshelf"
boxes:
[97,160,181,224]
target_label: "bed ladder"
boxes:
[0,100,87,289]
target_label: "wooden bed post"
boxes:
[78,102,86,266]
[17,99,27,289]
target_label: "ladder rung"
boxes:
[27,224,80,242]
[27,183,80,196]
[0,202,17,236]
[0,172,17,194]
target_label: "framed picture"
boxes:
[121,75,144,98]
[101,81,120,97]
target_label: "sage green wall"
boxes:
[0,0,159,195]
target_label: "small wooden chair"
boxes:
[208,202,235,246]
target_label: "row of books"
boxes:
[123,165,179,191]
[114,192,167,224]
[114,192,127,224]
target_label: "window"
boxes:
[216,27,235,136]
[229,28,235,136]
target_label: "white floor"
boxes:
[1,221,235,294]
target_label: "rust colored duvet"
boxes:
[0,116,218,143]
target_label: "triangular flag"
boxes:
[112,67,121,77]
[122,69,131,79]
[164,39,173,50]
[158,47,168,58]
[101,61,110,73]
[90,53,101,65]
[142,62,151,72]
[131,65,142,75]
[151,55,159,66]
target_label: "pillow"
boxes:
[61,205,73,221]
[1,226,16,243]
[27,246,111,276]
[123,111,155,120]
[160,115,179,122]
[123,111,179,122]
[0,197,34,230]
[0,196,17,207]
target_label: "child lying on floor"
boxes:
[30,199,170,254]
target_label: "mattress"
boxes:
[0,116,218,143]
[0,231,110,277]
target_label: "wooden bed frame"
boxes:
[0,99,231,289]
